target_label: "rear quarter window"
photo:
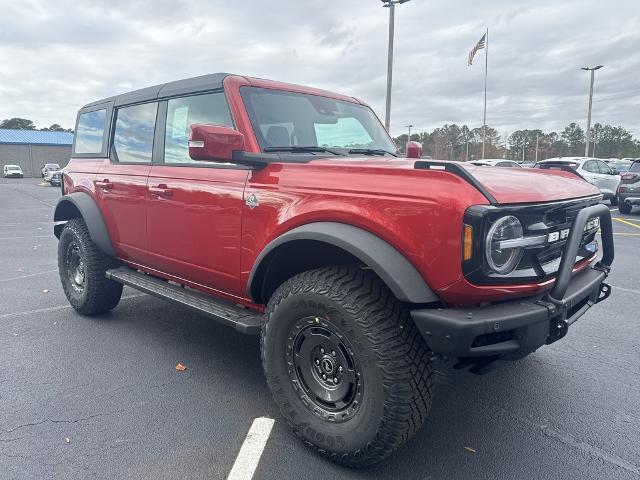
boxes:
[74,109,107,154]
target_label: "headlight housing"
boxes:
[484,215,523,274]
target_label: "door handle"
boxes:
[149,184,173,197]
[95,179,114,191]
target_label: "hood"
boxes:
[464,164,600,204]
[309,157,600,204]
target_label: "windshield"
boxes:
[7,166,21,171]
[630,162,640,173]
[241,87,398,155]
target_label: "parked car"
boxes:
[607,160,633,174]
[53,73,614,467]
[617,160,640,214]
[469,159,522,168]
[41,163,60,178]
[534,157,620,205]
[48,171,63,187]
[3,165,24,178]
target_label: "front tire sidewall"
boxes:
[58,226,90,310]
[263,292,385,455]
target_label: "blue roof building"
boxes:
[0,129,73,146]
[0,129,73,178]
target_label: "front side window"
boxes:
[596,161,612,174]
[241,87,398,155]
[164,92,233,164]
[75,109,106,154]
[113,103,157,164]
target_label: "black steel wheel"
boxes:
[58,218,123,315]
[286,316,363,423]
[261,266,433,467]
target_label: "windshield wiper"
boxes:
[347,148,398,157]
[264,146,342,155]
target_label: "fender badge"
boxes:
[246,193,259,209]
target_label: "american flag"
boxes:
[468,33,486,66]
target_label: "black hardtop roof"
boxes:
[81,72,233,110]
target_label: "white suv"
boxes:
[534,157,620,205]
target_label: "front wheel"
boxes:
[58,218,123,315]
[261,266,433,467]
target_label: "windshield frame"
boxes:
[240,86,398,156]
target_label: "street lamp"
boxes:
[581,65,603,156]
[381,0,411,132]
[405,124,413,152]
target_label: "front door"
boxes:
[96,101,158,263]
[145,92,248,297]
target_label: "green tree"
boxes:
[0,118,37,130]
[561,123,585,155]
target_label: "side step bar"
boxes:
[105,267,264,334]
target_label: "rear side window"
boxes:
[113,103,158,164]
[164,92,233,164]
[583,161,598,173]
[75,109,106,154]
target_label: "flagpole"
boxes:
[482,27,489,159]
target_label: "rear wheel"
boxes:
[619,200,632,214]
[58,218,123,315]
[261,266,433,467]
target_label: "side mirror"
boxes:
[188,124,245,162]
[406,141,423,159]
[610,168,619,175]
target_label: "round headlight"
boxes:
[485,215,523,274]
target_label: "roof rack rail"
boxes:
[414,160,498,205]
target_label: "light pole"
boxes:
[405,124,413,152]
[535,133,539,162]
[581,65,603,156]
[382,0,411,132]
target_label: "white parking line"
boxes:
[227,417,275,480]
[0,293,145,320]
[0,269,58,283]
[0,235,52,240]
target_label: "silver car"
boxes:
[534,157,620,205]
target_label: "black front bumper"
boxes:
[411,204,615,360]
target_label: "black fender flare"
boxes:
[248,222,439,304]
[53,192,115,257]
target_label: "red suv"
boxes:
[54,73,614,466]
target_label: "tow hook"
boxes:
[596,282,612,304]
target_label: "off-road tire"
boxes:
[619,199,632,214]
[610,195,618,206]
[58,218,123,315]
[261,266,433,467]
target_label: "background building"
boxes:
[0,129,73,177]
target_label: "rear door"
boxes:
[580,160,600,187]
[97,101,158,263]
[146,91,249,297]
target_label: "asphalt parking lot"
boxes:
[1,177,639,480]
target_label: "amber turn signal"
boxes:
[463,224,473,261]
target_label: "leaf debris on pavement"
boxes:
[175,363,187,372]
[463,447,476,454]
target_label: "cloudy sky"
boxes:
[1,0,638,138]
